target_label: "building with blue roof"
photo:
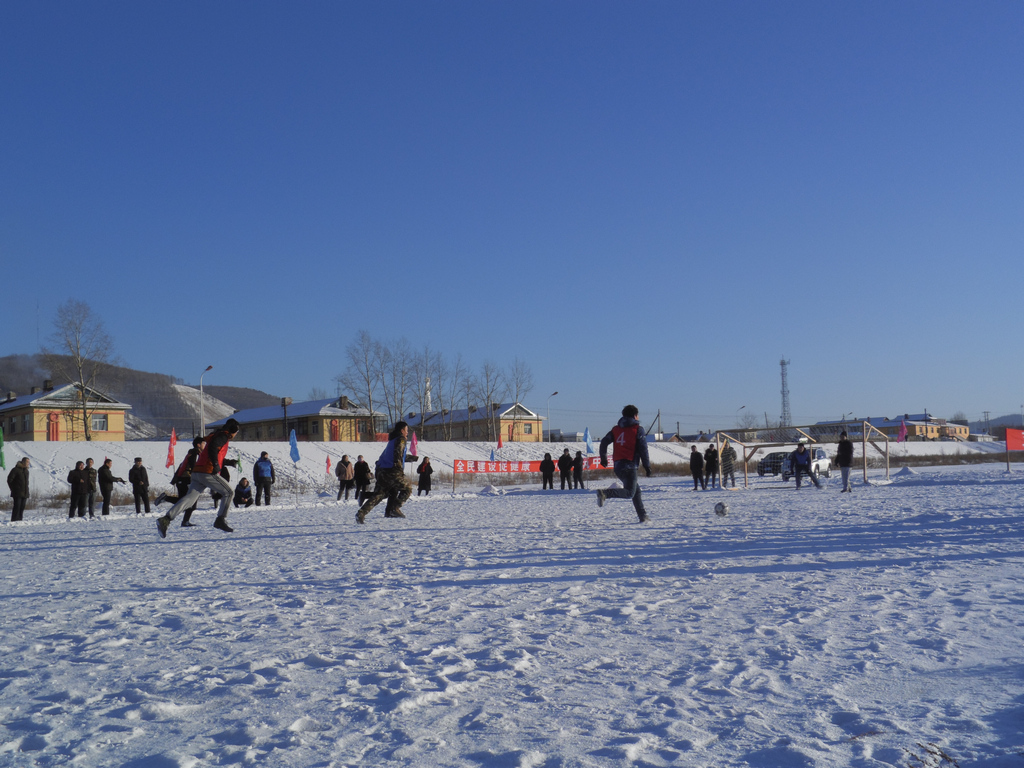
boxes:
[206,395,384,442]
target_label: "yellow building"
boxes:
[407,402,544,443]
[206,396,380,442]
[0,382,131,441]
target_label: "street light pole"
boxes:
[547,391,559,442]
[735,405,746,424]
[199,365,213,439]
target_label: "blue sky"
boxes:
[3,2,1023,434]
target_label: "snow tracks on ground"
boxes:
[2,467,1024,767]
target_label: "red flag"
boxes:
[326,455,332,475]
[1007,428,1024,452]
[497,432,503,449]
[410,431,419,457]
[897,420,907,443]
[165,428,177,468]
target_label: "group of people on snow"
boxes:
[539,448,587,490]
[7,412,860,528]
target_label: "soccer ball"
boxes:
[714,501,728,516]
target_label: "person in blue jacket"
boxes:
[356,421,417,524]
[596,405,652,523]
[253,451,275,506]
[789,442,821,489]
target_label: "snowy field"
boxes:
[2,456,1024,767]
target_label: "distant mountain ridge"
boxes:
[0,354,279,439]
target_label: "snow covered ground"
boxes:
[2,455,1023,767]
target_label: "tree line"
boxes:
[335,331,534,441]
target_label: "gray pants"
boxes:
[604,461,647,521]
[841,466,851,491]
[164,472,233,522]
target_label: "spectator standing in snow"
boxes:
[336,454,355,501]
[689,445,706,490]
[84,458,98,517]
[97,458,125,516]
[789,442,821,489]
[557,448,574,490]
[572,451,585,489]
[7,457,30,522]
[597,405,652,523]
[720,440,738,488]
[540,453,555,490]
[353,455,372,503]
[356,421,417,524]
[253,451,275,506]
[703,444,720,489]
[129,457,151,515]
[417,457,433,496]
[68,461,89,518]
[836,431,854,492]
[156,418,241,537]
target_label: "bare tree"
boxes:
[42,300,119,441]
[505,357,535,441]
[435,352,468,441]
[477,361,507,441]
[378,338,414,428]
[461,371,480,441]
[336,330,384,433]
[308,386,329,400]
[737,411,761,430]
[410,344,443,435]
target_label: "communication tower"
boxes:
[780,358,792,427]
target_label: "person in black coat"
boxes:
[67,461,89,518]
[540,453,555,490]
[84,458,99,517]
[557,448,574,490]
[703,445,720,489]
[572,451,585,489]
[7,457,30,522]
[97,458,125,516]
[128,457,151,514]
[417,457,433,496]
[689,445,706,490]
[836,431,855,492]
[353,455,373,503]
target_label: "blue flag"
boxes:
[584,427,594,455]
[289,429,300,463]
[490,449,495,462]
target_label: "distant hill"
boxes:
[970,413,1024,437]
[200,385,280,411]
[0,354,278,440]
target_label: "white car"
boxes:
[781,446,832,482]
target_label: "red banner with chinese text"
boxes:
[453,457,609,474]
[1007,428,1024,452]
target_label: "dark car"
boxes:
[757,451,789,477]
